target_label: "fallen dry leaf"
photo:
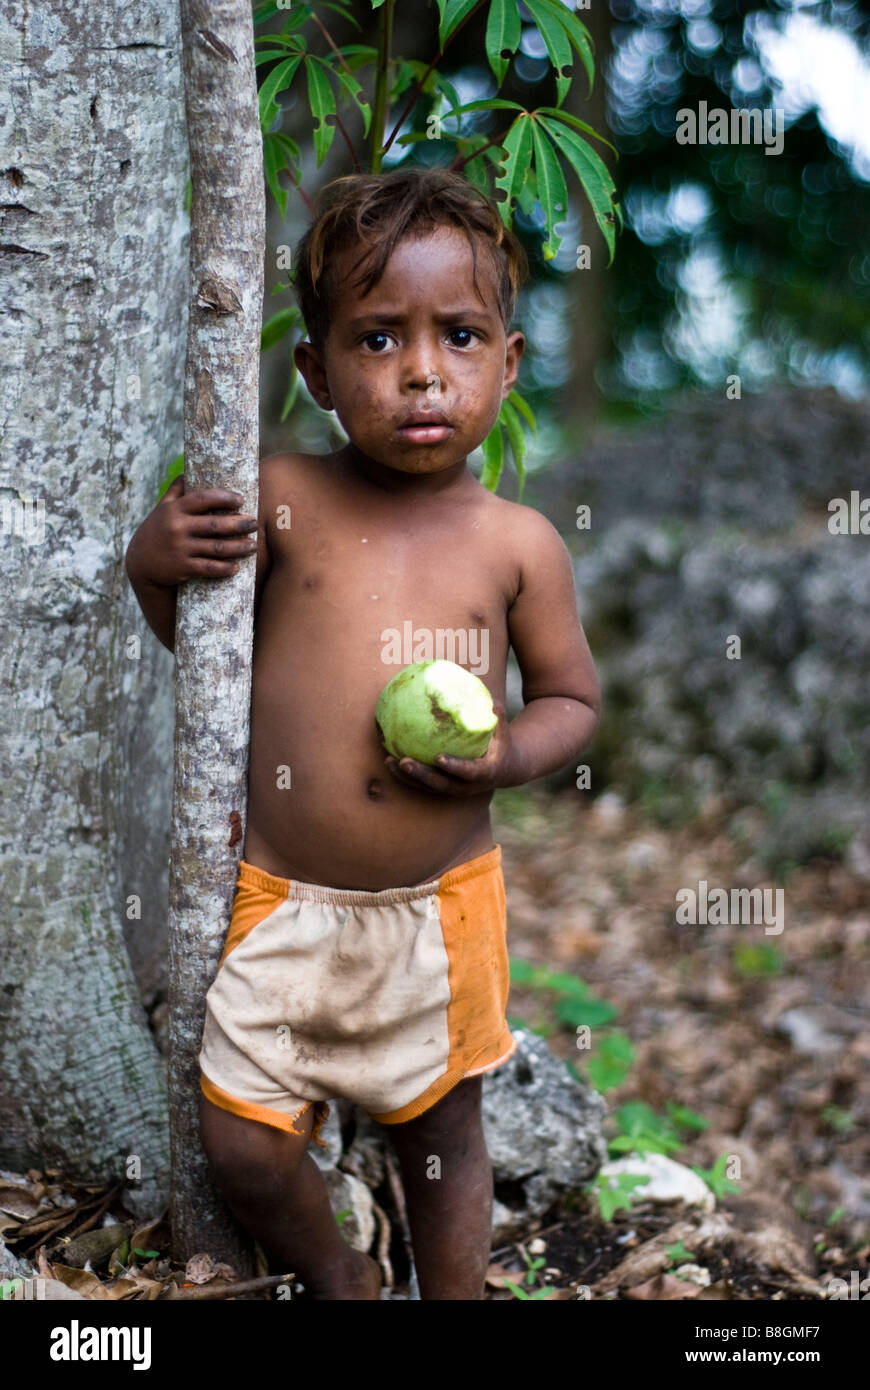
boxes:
[485,1261,525,1289]
[624,1273,703,1300]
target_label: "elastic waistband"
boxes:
[236,843,502,907]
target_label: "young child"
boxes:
[126,166,600,1300]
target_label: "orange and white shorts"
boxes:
[198,844,516,1148]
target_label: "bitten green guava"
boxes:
[375,659,497,766]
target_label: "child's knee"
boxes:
[386,1076,484,1152]
[199,1092,312,1188]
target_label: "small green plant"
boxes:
[132,1247,161,1260]
[587,1169,650,1222]
[507,1013,554,1038]
[335,1208,352,1225]
[821,1105,856,1135]
[664,1240,694,1268]
[691,1153,741,1199]
[584,1030,635,1092]
[733,942,783,977]
[509,958,618,1028]
[763,779,791,820]
[504,1247,552,1300]
[607,1100,708,1159]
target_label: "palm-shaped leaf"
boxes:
[485,0,522,86]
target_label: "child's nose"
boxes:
[402,346,444,392]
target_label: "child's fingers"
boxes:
[186,511,259,537]
[184,557,244,580]
[188,536,259,559]
[179,487,249,515]
[384,755,458,795]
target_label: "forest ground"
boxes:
[2,787,867,1301]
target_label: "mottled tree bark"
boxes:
[168,1,264,1268]
[0,0,187,1217]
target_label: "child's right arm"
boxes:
[125,475,261,654]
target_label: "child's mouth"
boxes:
[397,412,454,445]
[398,424,454,444]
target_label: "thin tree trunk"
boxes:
[168,1,264,1267]
[0,0,186,1218]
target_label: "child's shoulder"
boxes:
[259,448,333,486]
[472,480,567,553]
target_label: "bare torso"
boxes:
[243,451,520,890]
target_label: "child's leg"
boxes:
[198,1093,381,1300]
[381,1076,493,1300]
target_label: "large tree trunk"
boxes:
[0,1,187,1215]
[168,0,264,1268]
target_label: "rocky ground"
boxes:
[2,784,867,1301]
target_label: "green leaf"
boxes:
[536,105,617,158]
[132,1248,161,1260]
[493,113,533,227]
[530,116,568,259]
[435,0,481,49]
[540,0,595,98]
[666,1102,710,1134]
[157,453,184,501]
[261,306,301,352]
[255,49,299,67]
[585,1030,635,1092]
[554,996,617,1028]
[272,131,301,162]
[485,0,522,86]
[258,55,303,131]
[538,115,620,264]
[441,97,524,119]
[516,168,537,217]
[432,73,464,125]
[305,57,336,166]
[505,1278,531,1299]
[280,360,301,422]
[692,1153,741,1198]
[318,1,360,27]
[664,1240,695,1267]
[508,388,536,433]
[255,8,310,40]
[253,0,282,24]
[499,397,527,496]
[336,44,380,70]
[522,0,574,106]
[327,57,372,136]
[264,134,292,218]
[480,423,504,491]
[256,30,308,51]
[589,1170,650,1222]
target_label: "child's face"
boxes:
[295,225,525,478]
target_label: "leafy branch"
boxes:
[249,0,622,495]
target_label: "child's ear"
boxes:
[294,340,333,411]
[502,330,525,397]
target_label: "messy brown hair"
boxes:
[293,166,528,349]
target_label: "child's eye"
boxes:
[447,328,478,347]
[362,332,394,352]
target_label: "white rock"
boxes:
[598,1153,716,1213]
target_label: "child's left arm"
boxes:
[384,510,600,796]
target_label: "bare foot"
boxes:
[306,1249,382,1301]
